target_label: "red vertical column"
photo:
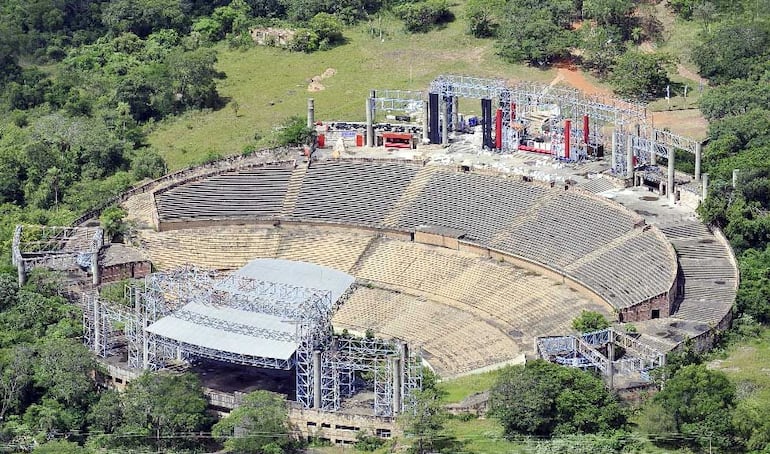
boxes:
[564,119,571,160]
[583,114,589,144]
[495,108,503,150]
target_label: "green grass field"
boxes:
[147,4,556,170]
[711,327,770,402]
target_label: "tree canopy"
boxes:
[490,360,625,438]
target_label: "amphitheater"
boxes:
[117,153,737,379]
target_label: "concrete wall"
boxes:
[619,294,670,322]
[289,407,399,445]
[414,231,459,249]
[101,261,152,283]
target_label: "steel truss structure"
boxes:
[363,75,704,200]
[83,267,422,417]
[12,225,103,284]
[536,328,665,385]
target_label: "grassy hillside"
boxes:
[148,6,556,170]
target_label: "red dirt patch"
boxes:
[555,67,613,96]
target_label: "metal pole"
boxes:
[391,357,402,415]
[366,91,375,148]
[17,261,26,287]
[422,99,429,143]
[307,98,315,129]
[625,135,634,180]
[668,148,676,203]
[694,142,702,181]
[91,251,100,286]
[93,296,100,356]
[452,96,459,132]
[441,98,449,145]
[610,129,617,171]
[313,351,322,409]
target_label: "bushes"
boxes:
[394,0,454,33]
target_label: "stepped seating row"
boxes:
[146,160,673,310]
[569,229,675,308]
[354,238,613,336]
[492,191,641,269]
[291,161,419,226]
[333,286,521,376]
[661,221,737,324]
[156,167,293,220]
[387,171,549,243]
[138,226,376,272]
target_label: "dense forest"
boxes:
[0,0,769,452]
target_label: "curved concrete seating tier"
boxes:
[659,221,737,325]
[291,161,420,226]
[139,225,377,272]
[152,160,674,312]
[567,229,677,309]
[156,165,294,220]
[334,286,522,377]
[354,238,613,341]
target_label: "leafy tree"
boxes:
[276,116,315,146]
[572,310,610,333]
[609,51,671,100]
[167,47,224,111]
[394,0,454,34]
[400,388,465,453]
[101,0,189,37]
[490,360,625,437]
[0,345,34,422]
[580,24,624,76]
[212,390,291,453]
[100,206,128,243]
[699,77,770,121]
[309,12,345,47]
[465,0,505,38]
[648,364,736,451]
[496,0,576,66]
[583,0,633,27]
[692,22,770,84]
[119,372,209,450]
[733,397,770,452]
[32,440,90,454]
[131,148,168,180]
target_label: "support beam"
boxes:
[625,135,634,180]
[607,342,615,389]
[17,261,26,287]
[428,93,439,144]
[611,129,617,171]
[391,357,402,415]
[93,297,101,356]
[694,142,702,181]
[441,97,449,145]
[365,91,375,148]
[422,99,429,143]
[564,119,572,160]
[668,147,676,203]
[307,98,315,129]
[732,169,739,189]
[650,140,656,166]
[91,252,100,286]
[313,351,322,409]
[702,173,709,200]
[452,96,459,132]
[582,114,589,144]
[495,108,503,150]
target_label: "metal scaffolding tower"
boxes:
[83,266,423,417]
[536,328,665,387]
